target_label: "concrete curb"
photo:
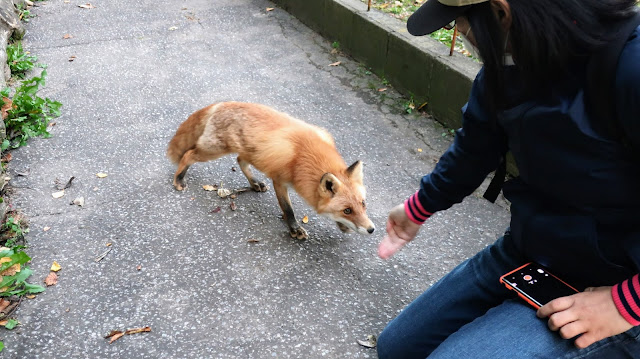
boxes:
[270,0,481,130]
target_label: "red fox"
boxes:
[166,102,375,239]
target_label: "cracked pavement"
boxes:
[2,0,510,358]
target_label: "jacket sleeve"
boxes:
[612,274,640,326]
[616,25,640,149]
[405,69,508,224]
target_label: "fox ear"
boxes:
[346,160,363,183]
[319,173,342,198]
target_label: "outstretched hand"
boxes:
[378,203,422,259]
[537,286,633,349]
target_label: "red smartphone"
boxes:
[500,262,579,309]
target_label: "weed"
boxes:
[331,41,340,49]
[6,42,38,78]
[15,4,34,22]
[1,70,62,150]
[404,95,415,114]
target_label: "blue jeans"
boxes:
[377,234,640,358]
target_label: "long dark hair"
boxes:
[467,0,638,115]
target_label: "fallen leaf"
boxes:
[95,248,112,262]
[230,194,237,199]
[302,215,309,224]
[202,184,217,191]
[96,172,108,178]
[78,3,95,8]
[210,207,221,213]
[55,176,75,190]
[43,226,51,232]
[217,188,232,198]
[1,263,20,276]
[266,7,274,11]
[50,261,61,272]
[136,265,141,271]
[63,34,73,39]
[230,201,237,211]
[104,330,122,339]
[231,166,236,172]
[68,55,77,62]
[168,26,178,31]
[329,61,341,67]
[0,320,6,326]
[0,257,9,264]
[125,327,151,335]
[417,148,423,152]
[71,196,85,207]
[106,243,112,247]
[4,319,18,330]
[378,88,388,92]
[356,334,377,348]
[44,272,58,286]
[105,327,151,344]
[1,98,12,120]
[26,295,36,299]
[93,187,98,191]
[247,239,260,243]
[0,299,10,312]
[51,190,65,199]
[107,331,125,344]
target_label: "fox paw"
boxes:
[289,226,308,240]
[251,182,269,192]
[173,181,186,191]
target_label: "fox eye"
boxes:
[343,208,352,215]
[362,200,366,208]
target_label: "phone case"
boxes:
[499,262,579,309]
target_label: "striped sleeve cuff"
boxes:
[404,191,433,225]
[612,274,640,326]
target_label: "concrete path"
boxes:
[3,0,510,357]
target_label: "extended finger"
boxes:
[537,296,575,318]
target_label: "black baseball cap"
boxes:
[407,0,487,36]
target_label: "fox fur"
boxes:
[167,101,375,239]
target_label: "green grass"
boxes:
[6,42,38,78]
[360,0,470,56]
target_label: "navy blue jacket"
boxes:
[412,26,640,290]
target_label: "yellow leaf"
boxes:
[0,257,10,264]
[106,243,112,247]
[52,190,65,198]
[302,215,309,224]
[96,173,108,178]
[26,295,36,299]
[417,148,423,152]
[202,185,217,191]
[51,261,61,272]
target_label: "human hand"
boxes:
[378,203,422,259]
[537,286,633,349]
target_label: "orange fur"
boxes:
[166,102,375,238]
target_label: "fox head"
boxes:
[316,161,375,235]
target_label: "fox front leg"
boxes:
[272,181,308,240]
[237,156,269,192]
